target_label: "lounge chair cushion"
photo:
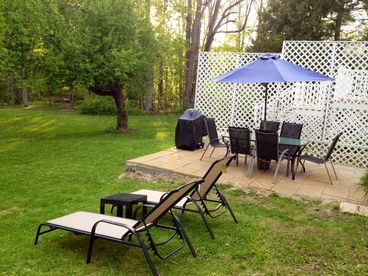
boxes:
[132,189,189,208]
[46,211,137,239]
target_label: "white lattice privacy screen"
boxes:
[194,41,368,167]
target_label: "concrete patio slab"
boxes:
[124,146,367,205]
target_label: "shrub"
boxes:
[78,97,117,116]
[361,170,368,199]
[78,96,147,116]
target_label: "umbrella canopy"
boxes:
[213,53,334,120]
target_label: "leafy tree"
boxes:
[251,0,362,53]
[47,0,157,131]
[1,0,46,106]
[251,0,334,52]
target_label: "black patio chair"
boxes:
[35,179,203,276]
[200,117,229,160]
[249,130,289,183]
[228,126,252,165]
[298,132,343,185]
[279,122,303,176]
[260,120,280,132]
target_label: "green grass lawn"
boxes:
[1,106,368,275]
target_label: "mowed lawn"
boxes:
[1,106,368,275]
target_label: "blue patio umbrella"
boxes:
[213,53,334,120]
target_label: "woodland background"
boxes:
[0,0,367,130]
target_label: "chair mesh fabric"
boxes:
[205,118,220,145]
[260,120,280,132]
[228,127,251,155]
[255,131,279,161]
[135,180,200,230]
[280,122,303,155]
[324,132,343,161]
[280,122,303,138]
[191,156,233,201]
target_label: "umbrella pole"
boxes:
[264,84,268,121]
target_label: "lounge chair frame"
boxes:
[132,156,238,240]
[35,179,203,276]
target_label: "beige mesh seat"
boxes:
[35,179,203,276]
[132,156,238,239]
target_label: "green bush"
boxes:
[78,97,117,116]
[361,170,368,199]
[78,96,147,116]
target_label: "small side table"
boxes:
[100,193,147,218]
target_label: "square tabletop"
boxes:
[101,193,147,205]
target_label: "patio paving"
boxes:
[124,147,367,205]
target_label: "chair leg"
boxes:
[324,162,334,185]
[300,159,306,173]
[273,150,288,184]
[245,154,247,165]
[172,213,197,257]
[330,161,338,180]
[272,161,281,184]
[218,191,238,223]
[236,154,239,166]
[134,232,159,276]
[200,144,210,160]
[190,200,215,239]
[209,146,216,157]
[247,157,255,178]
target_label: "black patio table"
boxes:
[100,193,147,219]
[225,132,309,180]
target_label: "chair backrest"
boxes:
[255,130,279,161]
[190,156,234,201]
[228,126,251,155]
[260,120,280,132]
[280,122,303,139]
[324,132,343,161]
[134,179,203,231]
[204,117,220,145]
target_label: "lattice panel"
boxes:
[195,41,368,167]
[195,52,267,132]
[282,41,368,167]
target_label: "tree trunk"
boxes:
[204,0,221,52]
[157,61,164,110]
[89,83,128,131]
[22,88,28,107]
[144,0,154,112]
[21,67,28,107]
[145,69,154,111]
[184,0,193,109]
[113,88,128,131]
[184,0,203,108]
[334,0,345,40]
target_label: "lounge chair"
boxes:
[35,179,203,276]
[131,156,238,240]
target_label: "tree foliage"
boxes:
[251,0,333,52]
[49,0,157,130]
[251,0,361,53]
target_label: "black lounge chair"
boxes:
[35,179,203,276]
[132,156,237,240]
[249,130,289,183]
[200,117,229,160]
[298,132,343,185]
